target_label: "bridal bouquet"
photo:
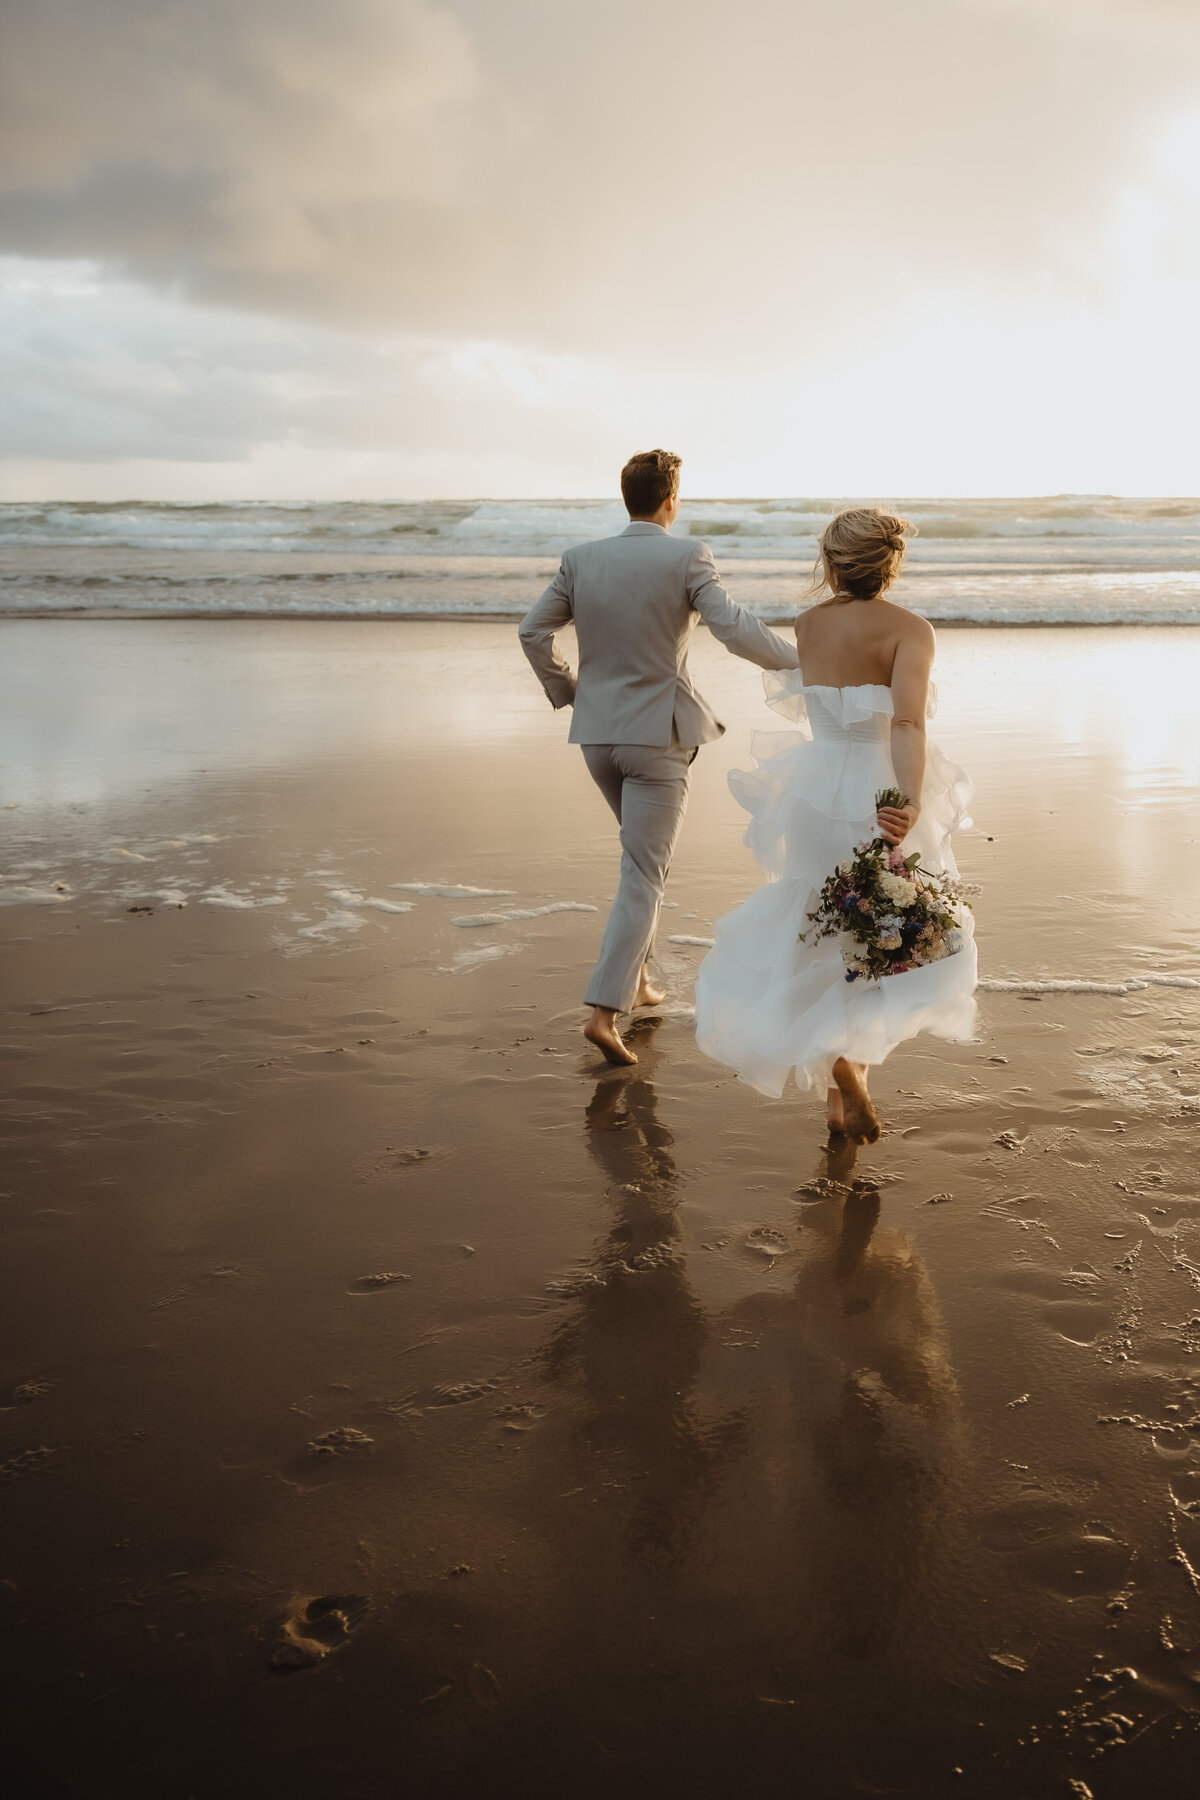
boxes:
[801,788,971,983]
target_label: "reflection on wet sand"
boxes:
[721,1136,960,1649]
[542,1022,746,1563]
[687,1138,966,1793]
[521,1049,967,1794]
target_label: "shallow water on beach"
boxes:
[2,622,1199,1796]
[4,495,1200,623]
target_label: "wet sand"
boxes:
[2,619,1199,1798]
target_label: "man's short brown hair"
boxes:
[620,449,681,518]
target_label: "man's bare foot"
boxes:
[584,1007,638,1066]
[831,1057,881,1144]
[631,976,667,1010]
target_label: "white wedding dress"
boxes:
[694,673,978,1098]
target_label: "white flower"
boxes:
[878,871,919,906]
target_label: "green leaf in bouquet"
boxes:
[903,852,922,871]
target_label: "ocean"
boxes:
[3,495,1200,624]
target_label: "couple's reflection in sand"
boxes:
[540,1024,962,1712]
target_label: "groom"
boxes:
[518,448,800,1065]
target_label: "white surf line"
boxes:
[296,909,368,939]
[668,934,715,948]
[391,881,516,899]
[200,888,287,909]
[438,943,522,973]
[981,975,1199,995]
[451,902,598,927]
[114,882,192,906]
[0,884,73,905]
[134,834,221,852]
[325,888,414,914]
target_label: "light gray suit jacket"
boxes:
[518,522,799,747]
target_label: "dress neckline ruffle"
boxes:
[763,669,937,724]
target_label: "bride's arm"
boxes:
[879,620,936,845]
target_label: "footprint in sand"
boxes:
[270,1594,370,1671]
[7,1379,52,1404]
[745,1227,790,1259]
[0,1446,58,1481]
[429,1380,498,1407]
[348,1272,411,1294]
[995,1129,1030,1151]
[307,1426,374,1457]
[359,1145,434,1181]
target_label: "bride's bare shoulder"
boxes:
[793,598,838,634]
[879,598,935,644]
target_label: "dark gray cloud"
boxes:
[4,0,1200,357]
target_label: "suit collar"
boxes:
[622,521,669,536]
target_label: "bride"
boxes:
[694,506,977,1143]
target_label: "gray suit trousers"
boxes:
[581,740,696,1012]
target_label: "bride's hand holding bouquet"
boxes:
[875,785,920,847]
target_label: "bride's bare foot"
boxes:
[826,1085,845,1132]
[584,1007,638,1066]
[631,966,666,1010]
[831,1057,881,1144]
[822,1131,859,1183]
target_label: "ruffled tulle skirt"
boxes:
[694,682,978,1099]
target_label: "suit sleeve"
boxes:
[518,555,578,709]
[686,543,799,670]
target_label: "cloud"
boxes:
[4,2,1200,494]
[4,0,1200,359]
[0,256,628,488]
[6,199,1200,500]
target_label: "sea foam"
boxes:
[5,497,1200,625]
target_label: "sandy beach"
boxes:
[2,618,1200,1797]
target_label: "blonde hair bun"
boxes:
[814,505,916,601]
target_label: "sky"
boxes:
[2,0,1200,499]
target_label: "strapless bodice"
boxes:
[760,671,935,744]
[806,687,892,744]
